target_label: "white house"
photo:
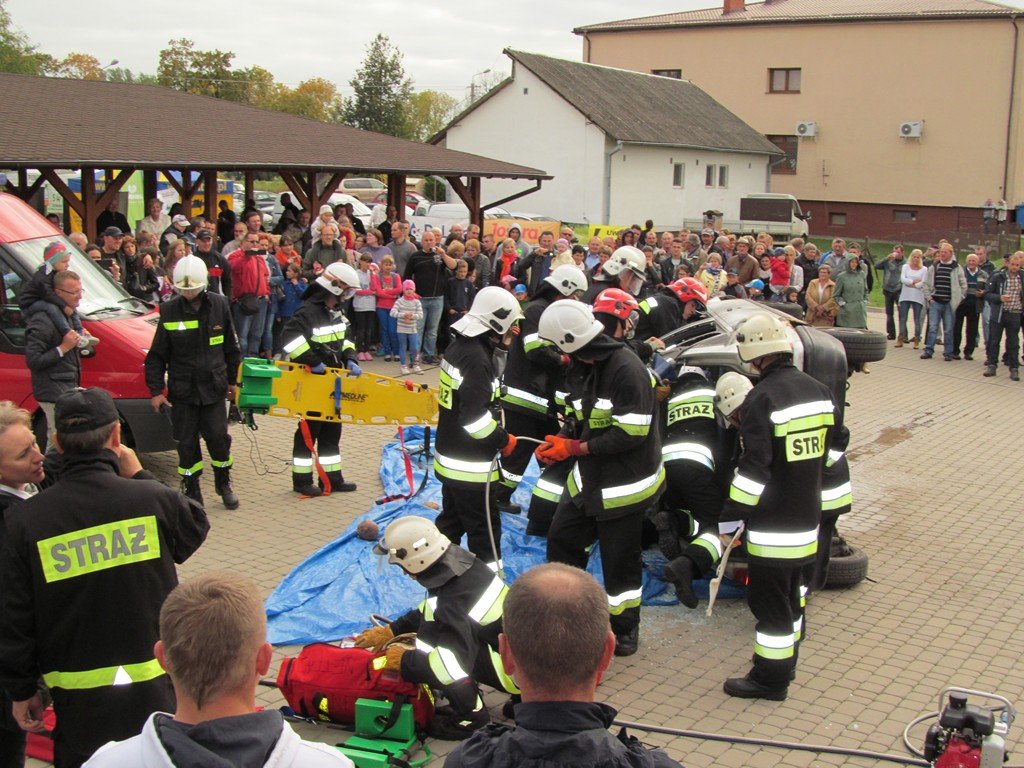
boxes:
[431,49,781,228]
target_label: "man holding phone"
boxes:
[403,229,458,364]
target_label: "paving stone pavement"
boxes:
[27,312,1024,767]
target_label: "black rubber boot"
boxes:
[293,476,323,497]
[651,509,682,560]
[324,471,357,493]
[613,626,639,657]
[492,488,521,515]
[214,466,240,510]
[180,474,204,507]
[663,555,699,609]
[724,675,788,701]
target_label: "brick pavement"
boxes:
[27,312,1024,767]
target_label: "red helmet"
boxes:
[592,287,639,321]
[668,277,709,306]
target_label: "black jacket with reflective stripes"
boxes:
[564,341,664,520]
[635,289,684,341]
[660,374,720,472]
[0,451,208,700]
[434,334,509,488]
[280,298,356,368]
[500,295,566,418]
[390,553,512,695]
[722,359,838,565]
[145,292,241,405]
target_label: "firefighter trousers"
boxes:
[437,483,502,566]
[806,512,839,594]
[497,410,558,497]
[525,460,572,537]
[746,560,805,688]
[171,401,232,477]
[547,497,644,636]
[663,461,724,575]
[292,420,343,489]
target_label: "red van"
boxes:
[0,193,175,451]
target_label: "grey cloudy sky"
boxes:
[7,0,711,99]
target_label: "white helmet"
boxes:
[538,300,604,353]
[451,286,522,337]
[543,265,588,297]
[676,365,707,381]
[373,515,450,574]
[316,262,361,295]
[735,312,792,362]
[612,245,647,280]
[172,255,208,291]
[715,372,753,418]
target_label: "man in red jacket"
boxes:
[227,233,271,357]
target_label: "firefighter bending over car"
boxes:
[717,312,839,701]
[535,292,664,658]
[145,255,241,509]
[354,516,517,740]
[280,262,362,497]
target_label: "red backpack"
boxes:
[276,643,434,729]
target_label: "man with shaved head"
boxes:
[444,563,681,768]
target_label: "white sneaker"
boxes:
[412,364,424,374]
[400,365,410,375]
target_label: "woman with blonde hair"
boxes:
[897,248,928,348]
[804,263,837,327]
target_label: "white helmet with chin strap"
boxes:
[316,262,360,296]
[735,312,792,362]
[613,246,647,280]
[451,286,522,337]
[373,515,450,574]
[172,255,208,292]
[715,371,753,418]
[538,300,604,353]
[543,264,588,297]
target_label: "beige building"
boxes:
[575,0,1024,240]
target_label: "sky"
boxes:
[6,0,712,100]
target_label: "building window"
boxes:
[829,212,847,226]
[893,210,917,222]
[769,68,801,93]
[672,163,685,188]
[705,164,729,188]
[767,135,798,174]
[652,69,682,79]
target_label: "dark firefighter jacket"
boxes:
[661,373,720,473]
[280,297,356,368]
[500,295,566,418]
[634,289,685,341]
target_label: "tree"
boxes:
[406,90,458,143]
[273,78,344,122]
[343,34,413,138]
[157,38,241,101]
[105,67,159,85]
[0,0,52,75]
[52,52,105,80]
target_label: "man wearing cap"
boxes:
[722,269,747,299]
[98,227,127,286]
[95,199,130,238]
[160,215,191,256]
[725,236,758,284]
[0,387,209,768]
[192,228,232,297]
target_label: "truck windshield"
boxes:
[3,236,150,316]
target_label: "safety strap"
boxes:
[374,694,409,735]
[399,427,415,497]
[299,417,331,495]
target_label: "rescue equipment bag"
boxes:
[276,643,434,729]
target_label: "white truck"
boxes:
[684,193,811,238]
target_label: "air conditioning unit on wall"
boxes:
[899,121,923,138]
[796,121,817,137]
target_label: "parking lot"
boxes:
[28,311,1024,767]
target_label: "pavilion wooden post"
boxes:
[315,173,346,211]
[81,166,97,243]
[446,176,483,231]
[244,171,255,205]
[38,170,86,226]
[202,170,218,219]
[142,170,158,206]
[93,170,134,217]
[279,172,311,213]
[387,173,406,220]
[3,170,45,202]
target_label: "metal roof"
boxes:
[502,50,781,155]
[0,72,548,179]
[575,0,1019,33]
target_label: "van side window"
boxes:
[0,255,27,349]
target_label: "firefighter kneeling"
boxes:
[353,516,517,740]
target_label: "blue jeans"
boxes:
[898,301,923,340]
[397,332,420,366]
[376,308,399,356]
[418,296,444,358]
[260,303,276,355]
[924,300,954,354]
[233,297,269,358]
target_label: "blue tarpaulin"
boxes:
[265,426,743,646]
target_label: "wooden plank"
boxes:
[39,170,85,220]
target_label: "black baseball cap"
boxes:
[55,388,120,434]
[101,226,124,238]
[196,230,213,241]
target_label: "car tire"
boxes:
[821,327,888,365]
[824,534,869,588]
[772,303,805,320]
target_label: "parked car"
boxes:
[370,191,429,212]
[0,193,175,452]
[338,177,387,203]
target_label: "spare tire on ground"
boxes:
[821,327,887,365]
[824,533,869,588]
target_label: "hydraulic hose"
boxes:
[484,436,548,573]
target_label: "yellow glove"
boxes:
[353,625,393,651]
[384,645,406,671]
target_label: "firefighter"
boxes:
[0,388,209,768]
[812,420,852,593]
[146,255,241,508]
[280,261,362,497]
[354,516,515,739]
[536,293,664,657]
[495,265,588,514]
[434,287,521,566]
[720,312,838,700]
[633,277,709,342]
[580,246,647,304]
[656,364,727,609]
